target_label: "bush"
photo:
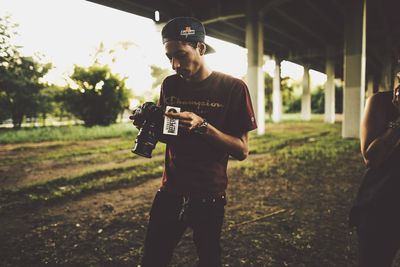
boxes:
[63,65,130,126]
[284,85,343,114]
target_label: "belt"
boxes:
[176,193,226,222]
[157,189,226,222]
[158,188,226,204]
[187,194,226,204]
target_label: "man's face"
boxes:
[164,41,202,81]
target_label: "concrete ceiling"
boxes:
[87,0,400,79]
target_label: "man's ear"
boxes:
[198,42,207,56]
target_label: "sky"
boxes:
[0,0,326,99]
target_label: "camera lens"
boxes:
[132,122,159,158]
[131,102,164,158]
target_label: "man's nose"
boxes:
[171,58,180,70]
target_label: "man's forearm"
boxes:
[202,123,249,161]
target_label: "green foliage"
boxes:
[236,124,359,183]
[41,84,72,122]
[281,77,298,106]
[285,97,301,113]
[311,86,324,114]
[0,91,9,122]
[285,85,343,114]
[335,85,343,113]
[0,15,52,128]
[63,65,131,126]
[150,64,170,89]
[265,73,300,116]
[264,73,273,118]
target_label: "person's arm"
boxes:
[361,90,400,168]
[165,111,249,160]
[205,123,249,161]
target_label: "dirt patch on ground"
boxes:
[0,138,153,188]
[2,151,163,189]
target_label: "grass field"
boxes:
[0,118,391,266]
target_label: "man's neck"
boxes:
[187,65,212,82]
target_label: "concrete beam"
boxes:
[202,14,245,25]
[304,0,341,36]
[262,22,306,47]
[206,28,244,45]
[260,0,293,13]
[331,0,345,16]
[223,21,291,51]
[273,8,328,45]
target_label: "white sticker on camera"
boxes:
[163,106,180,135]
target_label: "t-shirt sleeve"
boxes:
[156,80,170,144]
[226,80,258,136]
[157,82,165,106]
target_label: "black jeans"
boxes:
[141,190,226,267]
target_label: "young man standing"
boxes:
[139,17,257,267]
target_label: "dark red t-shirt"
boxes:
[158,71,257,196]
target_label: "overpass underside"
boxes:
[87,0,400,138]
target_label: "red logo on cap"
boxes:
[180,26,195,38]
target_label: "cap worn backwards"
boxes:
[161,17,216,54]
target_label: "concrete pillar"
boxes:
[380,52,393,92]
[366,75,374,98]
[324,47,335,124]
[272,57,282,122]
[301,65,311,121]
[246,0,265,135]
[342,0,366,138]
[373,75,380,94]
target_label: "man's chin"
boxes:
[177,71,190,80]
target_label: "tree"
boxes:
[0,91,9,123]
[311,85,325,114]
[285,84,343,114]
[264,72,273,119]
[335,85,343,114]
[63,65,130,126]
[0,15,51,128]
[281,77,298,107]
[35,85,65,126]
[264,73,299,115]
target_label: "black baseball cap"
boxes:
[161,17,216,54]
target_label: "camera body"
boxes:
[131,102,164,158]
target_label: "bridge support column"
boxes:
[301,65,311,121]
[246,0,265,134]
[342,0,366,138]
[324,47,335,124]
[272,57,282,122]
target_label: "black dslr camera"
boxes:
[130,102,164,158]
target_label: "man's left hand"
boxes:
[165,111,205,132]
